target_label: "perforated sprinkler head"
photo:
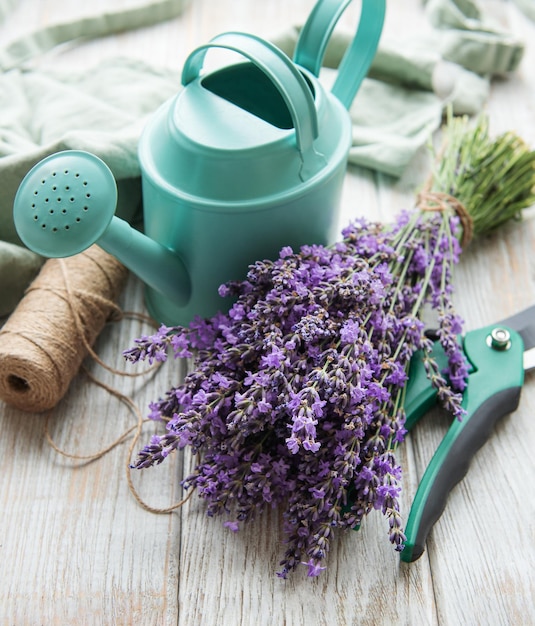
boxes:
[14,151,118,258]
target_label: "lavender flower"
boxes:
[125,114,535,577]
[125,211,464,577]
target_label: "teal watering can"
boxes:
[13,0,385,326]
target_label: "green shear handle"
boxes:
[401,324,525,562]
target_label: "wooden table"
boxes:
[1,1,534,624]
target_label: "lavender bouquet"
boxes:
[125,115,535,578]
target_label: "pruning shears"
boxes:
[400,305,535,563]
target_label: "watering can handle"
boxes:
[293,0,386,109]
[182,31,325,179]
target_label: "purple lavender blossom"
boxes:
[125,206,468,578]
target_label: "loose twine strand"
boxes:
[415,189,474,249]
[0,245,191,515]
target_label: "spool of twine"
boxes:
[0,245,128,412]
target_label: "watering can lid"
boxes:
[139,32,330,201]
[139,1,386,203]
[171,33,323,165]
[171,74,293,152]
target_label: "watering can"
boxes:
[13,0,385,326]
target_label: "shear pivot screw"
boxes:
[487,327,511,351]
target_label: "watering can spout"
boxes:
[13,150,191,310]
[98,217,191,307]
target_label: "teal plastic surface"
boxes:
[293,0,386,109]
[404,341,450,433]
[14,0,386,326]
[13,151,117,258]
[138,29,354,324]
[13,150,190,306]
[401,325,525,562]
[182,32,324,180]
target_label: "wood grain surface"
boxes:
[1,1,534,624]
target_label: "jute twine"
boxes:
[0,244,191,514]
[416,190,474,249]
[0,245,127,411]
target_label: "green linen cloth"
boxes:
[0,0,190,316]
[0,0,526,316]
[511,0,535,22]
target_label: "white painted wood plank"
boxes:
[0,277,185,624]
[1,0,534,624]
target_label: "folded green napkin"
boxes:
[0,0,526,317]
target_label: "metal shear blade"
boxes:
[523,346,535,371]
